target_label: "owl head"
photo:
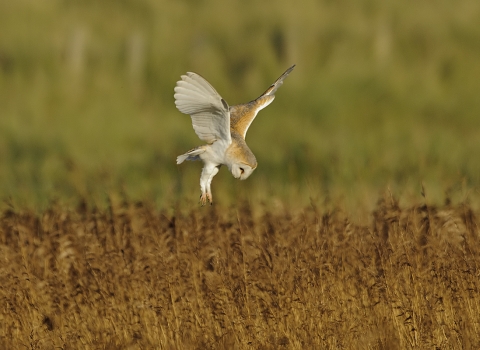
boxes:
[230,163,256,180]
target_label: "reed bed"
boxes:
[1,196,479,349]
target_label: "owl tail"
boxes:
[176,146,205,164]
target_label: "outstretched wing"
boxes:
[260,64,296,98]
[174,72,231,144]
[230,64,295,138]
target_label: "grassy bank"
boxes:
[0,0,479,209]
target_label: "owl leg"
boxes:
[200,164,219,206]
[206,166,220,204]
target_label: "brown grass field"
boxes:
[1,195,479,349]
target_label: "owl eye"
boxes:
[239,167,245,174]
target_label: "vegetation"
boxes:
[1,196,480,348]
[1,0,480,209]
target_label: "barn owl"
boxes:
[174,65,295,205]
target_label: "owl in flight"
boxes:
[174,65,295,205]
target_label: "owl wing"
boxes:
[174,72,231,145]
[260,64,296,97]
[230,64,295,138]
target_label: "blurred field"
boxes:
[1,197,480,348]
[1,0,480,210]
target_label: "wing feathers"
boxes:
[230,65,295,138]
[260,64,296,97]
[174,65,295,143]
[174,72,231,144]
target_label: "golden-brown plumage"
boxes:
[230,96,274,138]
[226,132,257,168]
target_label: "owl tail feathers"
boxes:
[176,146,205,164]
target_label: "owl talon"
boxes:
[207,193,213,205]
[199,193,213,206]
[200,193,207,206]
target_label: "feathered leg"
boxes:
[200,163,219,206]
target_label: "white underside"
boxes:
[197,139,232,201]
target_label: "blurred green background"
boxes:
[1,0,480,210]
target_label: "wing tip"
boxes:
[260,64,296,97]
